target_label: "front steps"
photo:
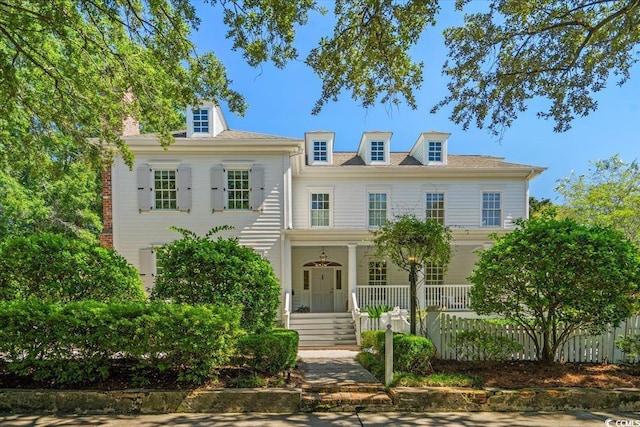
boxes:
[301,383,393,412]
[290,312,357,347]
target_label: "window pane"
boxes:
[371,141,384,162]
[313,141,327,162]
[311,193,330,227]
[193,109,209,133]
[368,193,387,227]
[428,141,442,162]
[482,192,501,227]
[154,170,177,210]
[425,193,445,224]
[227,170,250,210]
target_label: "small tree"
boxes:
[0,233,145,302]
[372,214,452,335]
[151,226,280,332]
[469,217,640,364]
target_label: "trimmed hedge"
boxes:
[0,300,242,385]
[360,330,436,374]
[234,328,299,376]
[0,233,145,303]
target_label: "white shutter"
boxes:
[250,165,264,211]
[137,166,151,212]
[177,165,192,212]
[210,165,225,212]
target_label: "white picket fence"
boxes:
[429,313,640,363]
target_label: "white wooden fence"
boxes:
[428,313,640,363]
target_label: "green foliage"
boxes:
[356,351,384,379]
[435,0,640,135]
[364,305,393,319]
[469,217,640,363]
[0,300,242,386]
[360,330,435,374]
[372,214,452,273]
[234,329,299,376]
[556,155,640,246]
[616,335,640,363]
[393,372,483,388]
[0,233,144,303]
[151,227,281,332]
[452,329,524,362]
[306,0,438,114]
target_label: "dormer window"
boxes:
[313,141,328,162]
[192,109,210,133]
[428,141,442,162]
[371,141,385,162]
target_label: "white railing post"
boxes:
[283,292,291,329]
[351,292,362,346]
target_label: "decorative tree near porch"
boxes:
[372,214,452,335]
[469,217,640,364]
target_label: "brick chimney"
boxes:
[99,91,138,249]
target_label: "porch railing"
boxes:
[356,284,473,311]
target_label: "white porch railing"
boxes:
[425,284,473,311]
[356,285,410,310]
[356,284,473,311]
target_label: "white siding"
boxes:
[113,153,287,282]
[292,177,528,230]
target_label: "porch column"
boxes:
[348,243,357,310]
[281,237,292,318]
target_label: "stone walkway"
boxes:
[297,349,393,411]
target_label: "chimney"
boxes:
[121,90,140,136]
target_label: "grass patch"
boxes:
[392,372,483,388]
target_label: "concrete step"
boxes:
[291,313,357,347]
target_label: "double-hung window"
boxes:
[368,193,387,227]
[313,141,327,162]
[370,141,385,162]
[227,170,250,210]
[154,170,177,210]
[425,192,445,224]
[428,141,442,162]
[368,261,387,286]
[482,192,501,227]
[310,193,330,227]
[137,163,191,212]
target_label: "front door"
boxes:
[311,267,334,312]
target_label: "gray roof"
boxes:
[329,152,541,169]
[171,129,299,141]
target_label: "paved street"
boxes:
[2,411,639,427]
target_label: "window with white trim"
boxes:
[368,261,387,286]
[227,170,250,210]
[425,192,445,224]
[428,141,442,162]
[370,141,385,162]
[310,193,330,227]
[482,192,501,227]
[154,170,177,210]
[137,164,191,212]
[368,193,387,227]
[424,262,444,286]
[313,141,327,162]
[192,108,209,133]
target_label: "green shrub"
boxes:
[0,233,144,302]
[616,335,640,362]
[393,372,483,388]
[0,300,242,386]
[359,330,435,374]
[356,351,384,379]
[151,227,280,332]
[452,329,524,362]
[234,328,299,376]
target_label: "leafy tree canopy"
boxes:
[151,226,281,332]
[434,0,640,136]
[555,154,640,245]
[469,217,640,364]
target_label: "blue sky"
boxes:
[191,2,639,201]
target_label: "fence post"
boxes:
[385,324,393,387]
[425,310,443,357]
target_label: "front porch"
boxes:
[355,284,472,312]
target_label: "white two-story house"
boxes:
[102,104,544,344]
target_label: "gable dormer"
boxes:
[186,102,227,138]
[357,131,392,165]
[305,131,335,165]
[410,131,450,165]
